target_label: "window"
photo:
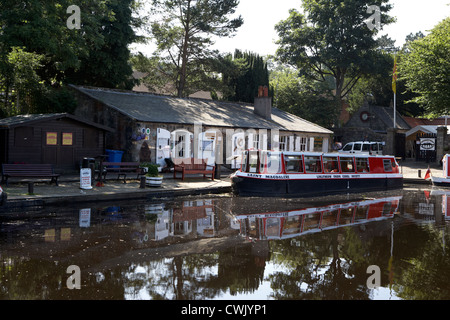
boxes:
[353,143,362,152]
[299,137,307,151]
[340,157,355,173]
[323,157,339,173]
[356,158,370,173]
[46,132,58,145]
[279,136,288,151]
[253,134,260,150]
[370,143,378,152]
[383,159,393,172]
[242,151,248,172]
[304,156,322,173]
[248,151,259,173]
[342,143,353,151]
[285,155,304,173]
[362,143,371,152]
[62,132,73,146]
[266,152,282,174]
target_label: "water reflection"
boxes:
[1,189,450,300]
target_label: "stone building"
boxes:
[334,104,411,145]
[70,85,333,169]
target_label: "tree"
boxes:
[270,63,337,129]
[275,0,394,125]
[399,18,450,117]
[0,0,145,116]
[221,50,270,103]
[66,0,144,89]
[148,0,243,97]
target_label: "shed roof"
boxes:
[406,125,450,137]
[71,85,333,135]
[0,113,115,132]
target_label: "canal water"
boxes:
[1,187,450,300]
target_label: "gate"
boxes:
[395,132,406,159]
[416,133,436,162]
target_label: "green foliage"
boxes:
[66,0,141,89]
[399,17,450,117]
[141,163,161,177]
[149,0,243,97]
[270,64,337,129]
[221,50,270,103]
[0,0,143,117]
[275,0,394,125]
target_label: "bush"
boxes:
[141,163,160,177]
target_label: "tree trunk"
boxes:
[177,0,191,98]
[334,69,345,128]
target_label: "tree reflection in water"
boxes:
[1,190,450,300]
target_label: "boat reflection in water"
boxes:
[234,196,402,241]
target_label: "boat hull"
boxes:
[431,177,450,187]
[232,174,403,197]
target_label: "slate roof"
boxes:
[71,85,332,134]
[369,105,411,130]
[0,113,114,131]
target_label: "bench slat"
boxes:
[2,164,60,186]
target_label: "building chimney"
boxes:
[254,86,272,120]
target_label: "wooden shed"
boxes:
[0,113,114,172]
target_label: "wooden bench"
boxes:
[1,164,60,187]
[173,158,215,181]
[102,162,145,183]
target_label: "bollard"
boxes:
[418,170,421,178]
[140,176,146,189]
[28,182,34,194]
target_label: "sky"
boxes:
[131,0,450,57]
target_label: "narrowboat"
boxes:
[231,150,403,197]
[431,154,450,187]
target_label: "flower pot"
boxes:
[146,176,163,187]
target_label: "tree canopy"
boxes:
[399,17,450,117]
[275,0,394,125]
[0,0,143,116]
[148,0,243,97]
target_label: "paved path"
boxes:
[0,159,443,208]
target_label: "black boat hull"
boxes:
[232,175,403,197]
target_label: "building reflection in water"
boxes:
[5,190,450,300]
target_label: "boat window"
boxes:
[248,151,259,173]
[356,158,370,173]
[242,151,248,172]
[304,156,322,173]
[259,151,266,172]
[340,157,354,173]
[266,152,282,174]
[284,155,304,173]
[383,159,393,172]
[323,156,339,173]
[362,143,371,152]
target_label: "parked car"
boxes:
[340,141,384,155]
